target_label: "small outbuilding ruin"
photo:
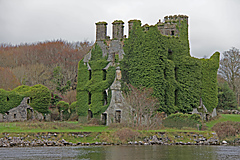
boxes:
[0,97,43,122]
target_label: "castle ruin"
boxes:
[77,15,219,125]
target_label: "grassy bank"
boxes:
[0,121,108,133]
[206,114,240,129]
[1,114,239,144]
[0,121,216,144]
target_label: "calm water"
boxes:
[0,145,239,160]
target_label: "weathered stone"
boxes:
[1,97,43,122]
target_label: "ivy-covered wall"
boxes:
[0,84,51,114]
[77,44,115,117]
[121,19,219,114]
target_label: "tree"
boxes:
[0,40,92,90]
[123,84,162,130]
[217,82,237,110]
[0,67,20,90]
[52,66,71,95]
[218,47,240,94]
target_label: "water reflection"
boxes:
[0,145,239,160]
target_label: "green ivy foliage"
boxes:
[26,84,51,114]
[69,101,77,113]
[56,101,70,120]
[0,89,25,114]
[121,19,219,114]
[77,44,115,116]
[200,53,220,112]
[0,84,51,114]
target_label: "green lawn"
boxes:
[1,114,239,133]
[206,114,240,129]
[0,122,108,133]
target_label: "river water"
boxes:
[0,145,239,160]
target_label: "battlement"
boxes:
[95,15,188,41]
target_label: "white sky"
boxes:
[0,0,240,58]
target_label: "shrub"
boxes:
[217,82,237,110]
[56,101,70,121]
[163,113,202,129]
[115,128,140,143]
[212,121,240,140]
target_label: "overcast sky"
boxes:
[0,0,239,58]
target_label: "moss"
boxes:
[95,21,107,25]
[112,20,124,24]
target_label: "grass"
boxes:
[206,114,240,129]
[2,114,239,133]
[0,121,218,144]
[0,121,208,133]
[0,121,108,133]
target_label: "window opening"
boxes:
[88,110,93,120]
[115,110,121,123]
[103,91,107,105]
[103,69,107,80]
[88,92,92,105]
[102,113,107,125]
[89,70,92,80]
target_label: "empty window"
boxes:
[7,97,9,101]
[89,70,92,80]
[102,113,107,125]
[115,110,121,123]
[171,31,174,36]
[175,89,178,106]
[88,110,93,120]
[103,91,107,105]
[14,114,16,119]
[27,98,30,104]
[103,69,107,80]
[88,92,92,105]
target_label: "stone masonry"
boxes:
[0,97,43,122]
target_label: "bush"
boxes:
[163,113,202,129]
[26,84,51,114]
[56,101,70,121]
[217,82,237,110]
[212,121,240,140]
[115,128,140,143]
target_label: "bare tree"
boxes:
[218,47,240,95]
[123,84,163,130]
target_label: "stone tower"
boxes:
[112,20,124,40]
[96,21,107,41]
[128,20,141,37]
[157,15,188,36]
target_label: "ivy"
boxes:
[121,19,219,114]
[0,84,51,114]
[77,44,115,117]
[56,101,70,120]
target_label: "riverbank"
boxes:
[1,115,240,147]
[1,130,236,147]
